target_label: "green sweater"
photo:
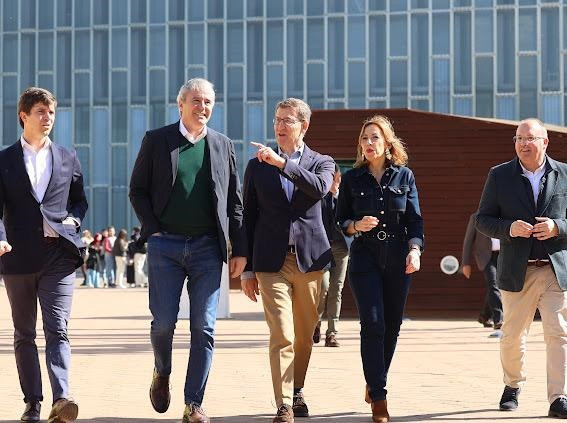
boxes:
[159,137,216,236]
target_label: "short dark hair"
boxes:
[18,87,57,128]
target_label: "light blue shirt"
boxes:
[279,144,304,246]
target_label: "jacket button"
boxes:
[382,223,386,227]
[380,211,384,215]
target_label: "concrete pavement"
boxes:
[0,283,555,422]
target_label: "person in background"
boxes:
[86,233,104,288]
[112,229,129,289]
[129,226,148,288]
[79,230,94,286]
[103,226,116,287]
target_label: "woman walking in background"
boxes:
[113,229,129,289]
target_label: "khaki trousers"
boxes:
[256,253,323,407]
[500,265,567,403]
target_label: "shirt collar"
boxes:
[20,135,52,153]
[179,120,207,144]
[519,158,546,177]
[278,143,304,159]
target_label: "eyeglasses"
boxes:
[273,117,300,127]
[513,136,544,145]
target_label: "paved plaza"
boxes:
[0,282,555,422]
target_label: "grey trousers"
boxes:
[4,240,77,404]
[317,240,349,336]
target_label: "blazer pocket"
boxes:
[388,185,410,211]
[352,188,375,214]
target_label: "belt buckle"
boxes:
[376,231,387,241]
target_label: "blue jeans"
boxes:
[348,238,411,401]
[147,233,223,406]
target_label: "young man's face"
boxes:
[20,102,56,138]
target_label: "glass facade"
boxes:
[1,0,566,229]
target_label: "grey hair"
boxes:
[518,117,548,138]
[275,98,312,122]
[177,78,215,104]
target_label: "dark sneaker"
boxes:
[183,404,209,423]
[21,401,41,422]
[325,334,340,347]
[313,322,321,344]
[47,398,78,423]
[549,397,567,418]
[499,386,520,411]
[149,369,170,413]
[273,404,294,423]
[493,322,503,330]
[292,392,309,417]
[478,315,493,328]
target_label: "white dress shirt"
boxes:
[520,159,546,205]
[179,121,207,144]
[21,136,58,237]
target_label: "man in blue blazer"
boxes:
[241,98,334,423]
[129,78,247,423]
[0,87,87,423]
[476,118,567,418]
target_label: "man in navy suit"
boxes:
[130,78,247,423]
[0,87,87,423]
[241,98,334,423]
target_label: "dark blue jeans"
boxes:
[147,233,223,406]
[348,239,411,401]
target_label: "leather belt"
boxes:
[286,245,297,254]
[360,231,403,241]
[527,259,550,267]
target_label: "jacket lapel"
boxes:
[538,159,558,215]
[165,122,185,186]
[43,143,61,201]
[9,142,35,201]
[290,145,314,203]
[512,160,536,215]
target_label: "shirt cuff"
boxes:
[408,237,423,250]
[241,271,256,281]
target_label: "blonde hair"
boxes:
[353,115,408,168]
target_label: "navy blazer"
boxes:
[242,144,335,273]
[0,140,88,274]
[476,156,567,292]
[129,122,247,262]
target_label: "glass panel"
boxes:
[75,0,90,27]
[93,188,108,232]
[476,0,493,4]
[369,0,386,10]
[541,8,560,91]
[369,100,387,109]
[227,0,243,19]
[75,30,90,69]
[53,108,72,149]
[208,102,224,132]
[497,0,514,4]
[208,24,224,98]
[328,17,345,98]
[131,28,147,104]
[75,146,90,187]
[20,34,37,91]
[349,0,366,13]
[475,9,493,53]
[411,13,428,96]
[188,24,205,65]
[287,0,304,15]
[519,8,536,51]
[75,73,90,104]
[390,14,407,56]
[267,20,284,61]
[130,108,146,170]
[454,97,472,116]
[56,31,72,106]
[112,0,127,25]
[433,58,450,113]
[38,74,54,92]
[247,104,264,143]
[454,11,472,94]
[75,104,90,146]
[412,0,429,7]
[307,63,325,109]
[149,0,165,22]
[57,0,72,26]
[267,65,284,137]
[475,57,493,117]
[519,0,536,3]
[348,62,366,108]
[307,18,323,60]
[542,95,561,125]
[150,69,166,129]
[188,0,204,21]
[497,96,516,119]
[411,99,429,110]
[228,22,244,63]
[112,28,127,68]
[391,0,407,11]
[390,60,407,108]
[3,35,17,72]
[227,67,244,139]
[2,76,18,144]
[94,0,109,24]
[348,16,365,59]
[328,0,345,13]
[112,146,127,186]
[519,55,537,119]
[149,27,166,66]
[207,0,223,18]
[169,105,180,124]
[454,0,471,5]
[369,15,386,97]
[233,141,244,179]
[21,0,36,29]
[92,109,110,185]
[130,0,147,23]
[267,1,283,17]
[247,0,263,16]
[497,10,515,93]
[112,71,127,142]
[39,0,55,29]
[432,12,449,55]
[327,102,345,109]
[111,188,127,232]
[247,22,263,100]
[168,26,185,101]
[287,20,304,98]
[307,0,324,15]
[168,0,185,20]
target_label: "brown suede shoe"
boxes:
[325,334,340,347]
[371,399,389,423]
[47,399,78,423]
[149,369,170,413]
[183,404,209,423]
[365,385,371,404]
[273,404,294,423]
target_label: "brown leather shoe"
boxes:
[371,399,389,423]
[21,401,41,422]
[183,404,209,423]
[325,334,340,347]
[313,321,321,343]
[149,369,170,413]
[47,399,78,423]
[273,404,294,423]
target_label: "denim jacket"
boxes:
[336,164,424,251]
